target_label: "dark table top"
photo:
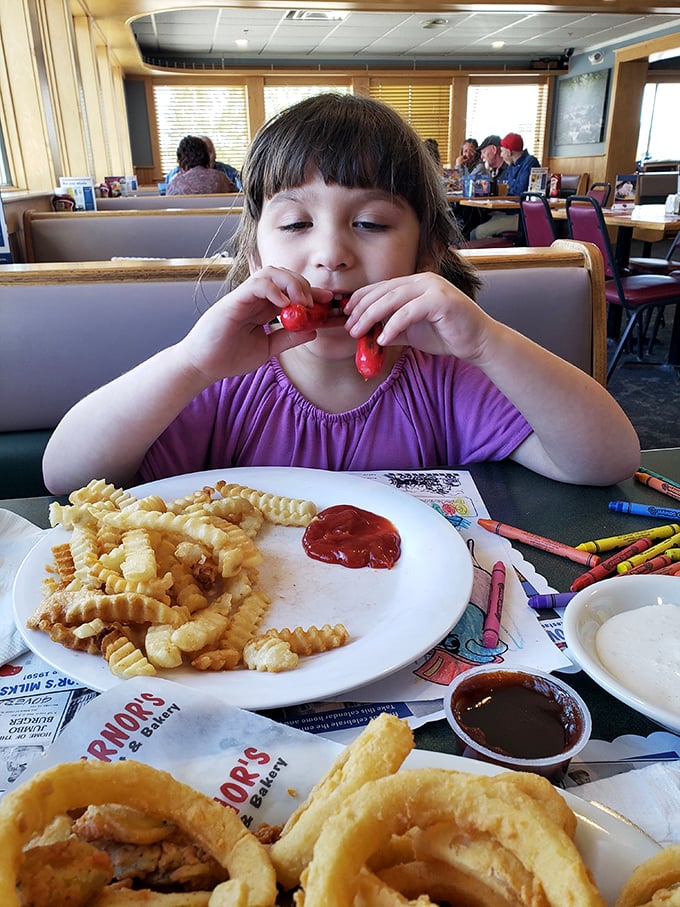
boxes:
[3,449,678,756]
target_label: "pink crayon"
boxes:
[482,560,506,649]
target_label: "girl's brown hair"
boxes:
[227,93,480,298]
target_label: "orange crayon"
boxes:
[477,519,600,567]
[623,553,678,575]
[635,471,680,504]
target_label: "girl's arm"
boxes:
[43,268,329,494]
[345,273,640,486]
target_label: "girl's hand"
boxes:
[344,273,493,364]
[178,267,333,383]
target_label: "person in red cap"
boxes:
[500,133,541,196]
[470,132,541,240]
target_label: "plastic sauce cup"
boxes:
[444,664,592,781]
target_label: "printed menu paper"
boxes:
[4,676,343,829]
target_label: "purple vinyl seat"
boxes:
[586,182,612,207]
[519,194,558,247]
[628,232,680,276]
[566,195,680,381]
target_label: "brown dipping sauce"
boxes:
[451,670,581,760]
[302,504,401,569]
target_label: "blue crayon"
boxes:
[609,501,680,521]
[526,592,577,611]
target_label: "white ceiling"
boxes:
[130,8,680,66]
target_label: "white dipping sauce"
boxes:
[595,602,680,715]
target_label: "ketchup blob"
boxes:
[302,504,401,569]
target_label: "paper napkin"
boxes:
[0,509,44,665]
[571,761,680,846]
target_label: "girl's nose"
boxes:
[313,228,354,271]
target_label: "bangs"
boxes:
[229,92,477,296]
[243,94,424,214]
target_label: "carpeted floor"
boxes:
[606,315,680,450]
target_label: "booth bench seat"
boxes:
[0,241,605,497]
[23,208,242,262]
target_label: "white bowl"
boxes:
[563,574,680,733]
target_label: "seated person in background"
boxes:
[166,135,238,196]
[166,134,242,190]
[470,133,540,240]
[458,134,510,238]
[455,138,485,177]
[424,138,444,174]
[199,135,242,191]
[479,135,509,187]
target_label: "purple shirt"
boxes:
[139,349,532,481]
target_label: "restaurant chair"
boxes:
[586,182,611,207]
[519,194,558,247]
[628,232,680,276]
[566,195,680,381]
[559,173,589,198]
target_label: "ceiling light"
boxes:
[492,40,505,49]
[235,38,248,48]
[285,10,348,21]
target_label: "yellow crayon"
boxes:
[576,523,680,553]
[616,533,680,572]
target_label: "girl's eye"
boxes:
[280,221,311,232]
[355,220,388,232]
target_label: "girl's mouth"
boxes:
[329,294,351,319]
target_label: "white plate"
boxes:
[563,574,680,733]
[13,467,473,709]
[404,749,660,907]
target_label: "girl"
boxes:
[43,93,639,494]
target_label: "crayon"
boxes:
[570,536,653,592]
[651,561,680,576]
[576,523,680,553]
[615,533,680,572]
[526,591,577,611]
[609,501,680,521]
[636,467,680,491]
[482,560,506,648]
[477,519,600,567]
[635,471,680,504]
[621,551,680,575]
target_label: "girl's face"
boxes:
[252,170,424,358]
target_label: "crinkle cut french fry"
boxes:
[101,628,156,678]
[262,624,349,656]
[216,482,317,527]
[121,528,158,583]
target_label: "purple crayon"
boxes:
[527,592,577,611]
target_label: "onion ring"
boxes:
[270,712,413,889]
[0,760,276,907]
[615,843,680,907]
[298,768,605,907]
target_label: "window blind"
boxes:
[466,83,548,163]
[263,84,349,122]
[369,81,450,155]
[153,84,248,176]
